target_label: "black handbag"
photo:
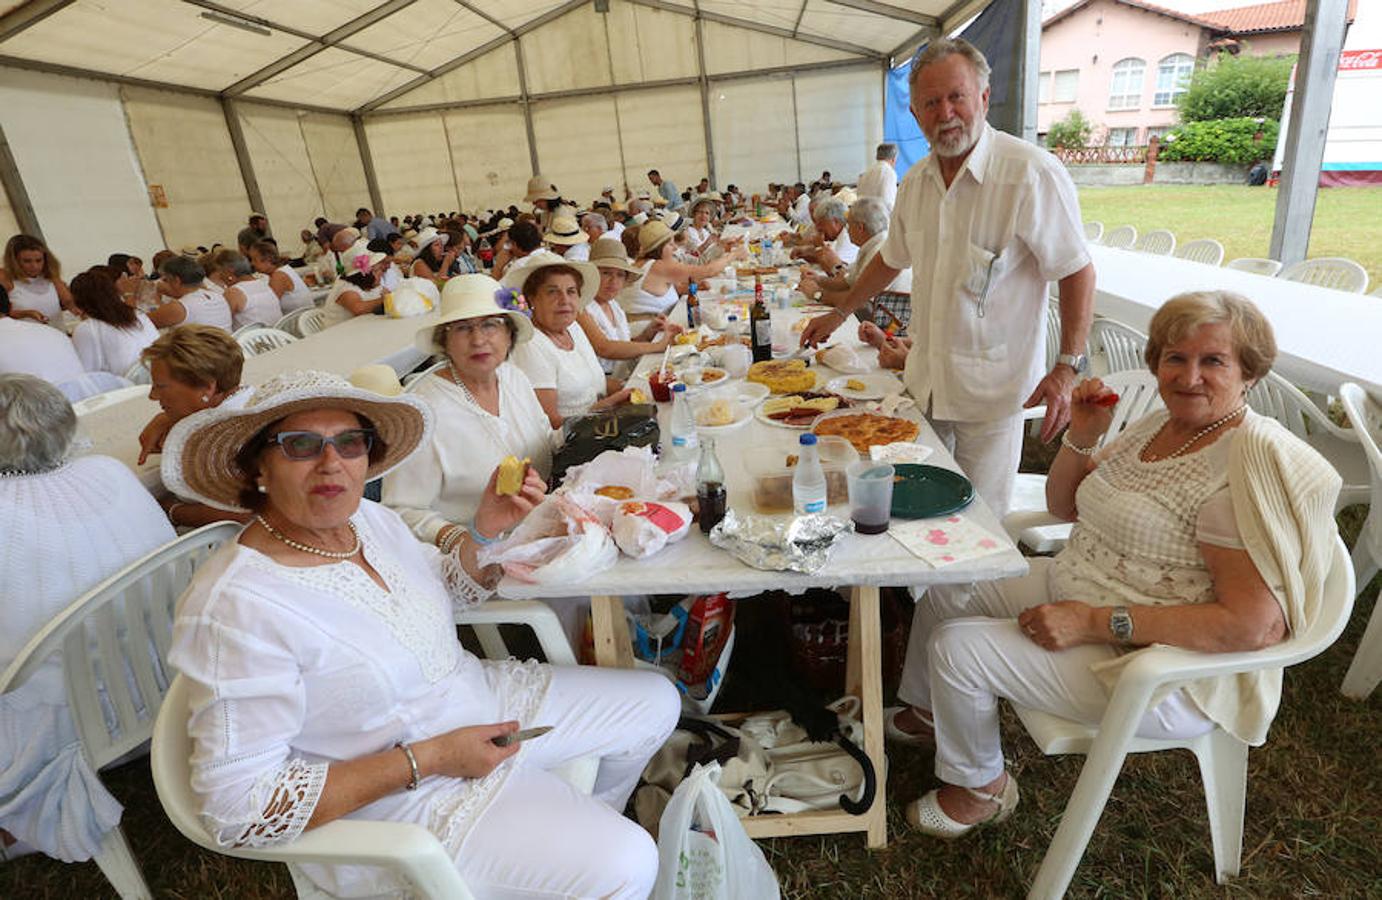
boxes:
[550,403,660,485]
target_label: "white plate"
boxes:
[826,372,906,401]
[694,400,753,435]
[733,382,770,406]
[753,397,844,430]
[679,366,732,393]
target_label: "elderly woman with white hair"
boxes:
[564,213,607,262]
[208,248,284,331]
[791,195,858,271]
[0,374,175,864]
[800,197,914,336]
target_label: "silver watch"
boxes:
[1109,607,1134,644]
[1056,353,1088,373]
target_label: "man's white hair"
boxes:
[813,197,848,224]
[847,198,889,237]
[580,213,608,234]
[910,38,991,93]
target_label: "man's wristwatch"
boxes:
[1056,353,1088,373]
[1109,607,1134,644]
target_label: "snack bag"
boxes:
[383,277,439,318]
[478,495,617,585]
[611,500,692,559]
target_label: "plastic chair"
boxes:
[1083,221,1103,243]
[1021,536,1355,898]
[236,325,300,357]
[297,307,329,336]
[1022,299,1062,435]
[1174,239,1225,267]
[1225,257,1283,277]
[72,383,149,416]
[274,307,311,337]
[402,359,448,393]
[1278,257,1369,294]
[0,522,240,899]
[1133,229,1175,256]
[1337,383,1382,699]
[1247,372,1371,513]
[57,371,133,403]
[1088,318,1147,376]
[123,359,151,385]
[1102,225,1137,250]
[151,599,594,900]
[1003,370,1164,554]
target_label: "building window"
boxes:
[1154,53,1194,106]
[1107,127,1139,147]
[1108,58,1145,109]
[1038,71,1051,103]
[1053,69,1079,102]
[1146,126,1171,142]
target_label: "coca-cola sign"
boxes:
[1339,49,1382,71]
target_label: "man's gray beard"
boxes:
[928,121,981,158]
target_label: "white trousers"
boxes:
[898,561,1215,788]
[457,666,680,900]
[929,413,1025,519]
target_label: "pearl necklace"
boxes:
[1142,405,1247,462]
[255,514,361,559]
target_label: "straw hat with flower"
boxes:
[342,241,386,276]
[416,273,534,355]
[501,255,600,306]
[161,371,432,512]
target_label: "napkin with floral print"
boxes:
[889,514,1009,568]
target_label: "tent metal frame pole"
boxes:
[693,2,717,189]
[1015,0,1041,143]
[599,10,631,194]
[221,98,266,216]
[352,115,386,214]
[512,37,541,176]
[1269,0,1349,267]
[790,73,803,183]
[624,0,884,60]
[0,121,43,241]
[0,0,76,42]
[823,0,937,27]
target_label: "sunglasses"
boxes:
[268,428,375,460]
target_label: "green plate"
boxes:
[890,464,975,519]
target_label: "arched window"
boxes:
[1155,53,1195,106]
[1108,58,1145,110]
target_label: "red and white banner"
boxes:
[1339,50,1382,71]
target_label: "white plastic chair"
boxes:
[1022,299,1062,436]
[0,522,240,899]
[402,359,448,393]
[151,600,594,900]
[1225,257,1283,277]
[1102,225,1137,250]
[57,371,133,403]
[297,307,329,336]
[123,359,151,385]
[1021,536,1355,898]
[1278,257,1369,294]
[1337,383,1382,699]
[1174,239,1225,267]
[1004,370,1164,554]
[1247,372,1371,513]
[274,307,311,337]
[1133,229,1175,256]
[72,383,149,416]
[1083,221,1103,243]
[1088,318,1147,376]
[236,325,300,357]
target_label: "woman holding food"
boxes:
[383,274,554,546]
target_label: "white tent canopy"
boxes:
[0,0,989,268]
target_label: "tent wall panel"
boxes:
[614,86,708,196]
[233,0,384,37]
[530,96,624,207]
[0,69,163,270]
[444,105,534,214]
[245,47,417,111]
[237,104,324,243]
[299,113,372,225]
[122,86,249,252]
[794,68,884,189]
[709,78,799,191]
[365,114,458,216]
[606,4,699,84]
[520,5,613,96]
[348,0,504,72]
[379,42,523,111]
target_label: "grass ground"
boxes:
[1076,184,1382,291]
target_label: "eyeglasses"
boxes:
[448,317,508,337]
[268,429,375,460]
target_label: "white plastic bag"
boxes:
[611,500,692,558]
[477,495,617,585]
[653,763,780,900]
[383,277,438,318]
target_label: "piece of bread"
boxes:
[594,484,636,500]
[495,455,529,496]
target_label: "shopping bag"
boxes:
[652,762,780,900]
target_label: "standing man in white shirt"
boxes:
[800,38,1094,519]
[857,143,900,213]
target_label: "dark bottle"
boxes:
[696,438,728,534]
[750,277,772,363]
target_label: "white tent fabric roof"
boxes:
[0,0,960,114]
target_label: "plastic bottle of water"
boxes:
[792,433,827,515]
[668,383,699,459]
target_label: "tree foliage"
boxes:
[1046,108,1092,149]
[1157,117,1280,164]
[1176,52,1294,122]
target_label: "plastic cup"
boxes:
[846,461,895,534]
[720,343,751,378]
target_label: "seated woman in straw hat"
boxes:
[409,227,456,281]
[321,243,389,329]
[624,219,747,317]
[579,238,682,377]
[162,369,678,899]
[545,212,591,262]
[383,274,554,546]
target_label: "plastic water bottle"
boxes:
[792,433,827,515]
[669,383,699,458]
[726,313,740,336]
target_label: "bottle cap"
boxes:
[798,433,817,446]
[672,382,687,393]
[728,315,737,321]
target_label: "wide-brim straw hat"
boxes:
[162,370,432,513]
[660,209,686,233]
[348,364,403,397]
[833,187,859,205]
[689,195,719,215]
[415,227,449,253]
[588,238,645,284]
[638,220,675,258]
[544,214,588,246]
[343,241,386,274]
[524,175,560,203]
[501,254,600,306]
[416,273,533,354]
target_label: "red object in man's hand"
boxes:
[1092,392,1120,407]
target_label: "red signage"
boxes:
[1340,50,1382,71]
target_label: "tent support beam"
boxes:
[625,0,884,60]
[0,0,75,42]
[221,98,266,217]
[512,38,541,176]
[1269,0,1349,267]
[0,121,43,241]
[693,2,717,188]
[823,0,938,27]
[352,115,386,214]
[1015,0,1041,143]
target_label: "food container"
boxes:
[744,434,859,513]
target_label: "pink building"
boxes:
[1036,0,1357,147]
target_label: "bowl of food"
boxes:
[693,397,752,435]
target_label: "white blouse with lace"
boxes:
[169,500,551,898]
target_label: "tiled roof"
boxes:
[1044,0,1228,31]
[1199,0,1357,35]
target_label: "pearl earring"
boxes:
[201,394,209,402]
[258,484,267,494]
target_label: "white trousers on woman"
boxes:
[456,665,680,899]
[898,560,1215,788]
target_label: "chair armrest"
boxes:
[1002,509,1068,533]
[1021,404,1047,421]
[458,600,577,665]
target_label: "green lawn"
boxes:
[1077,184,1382,291]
